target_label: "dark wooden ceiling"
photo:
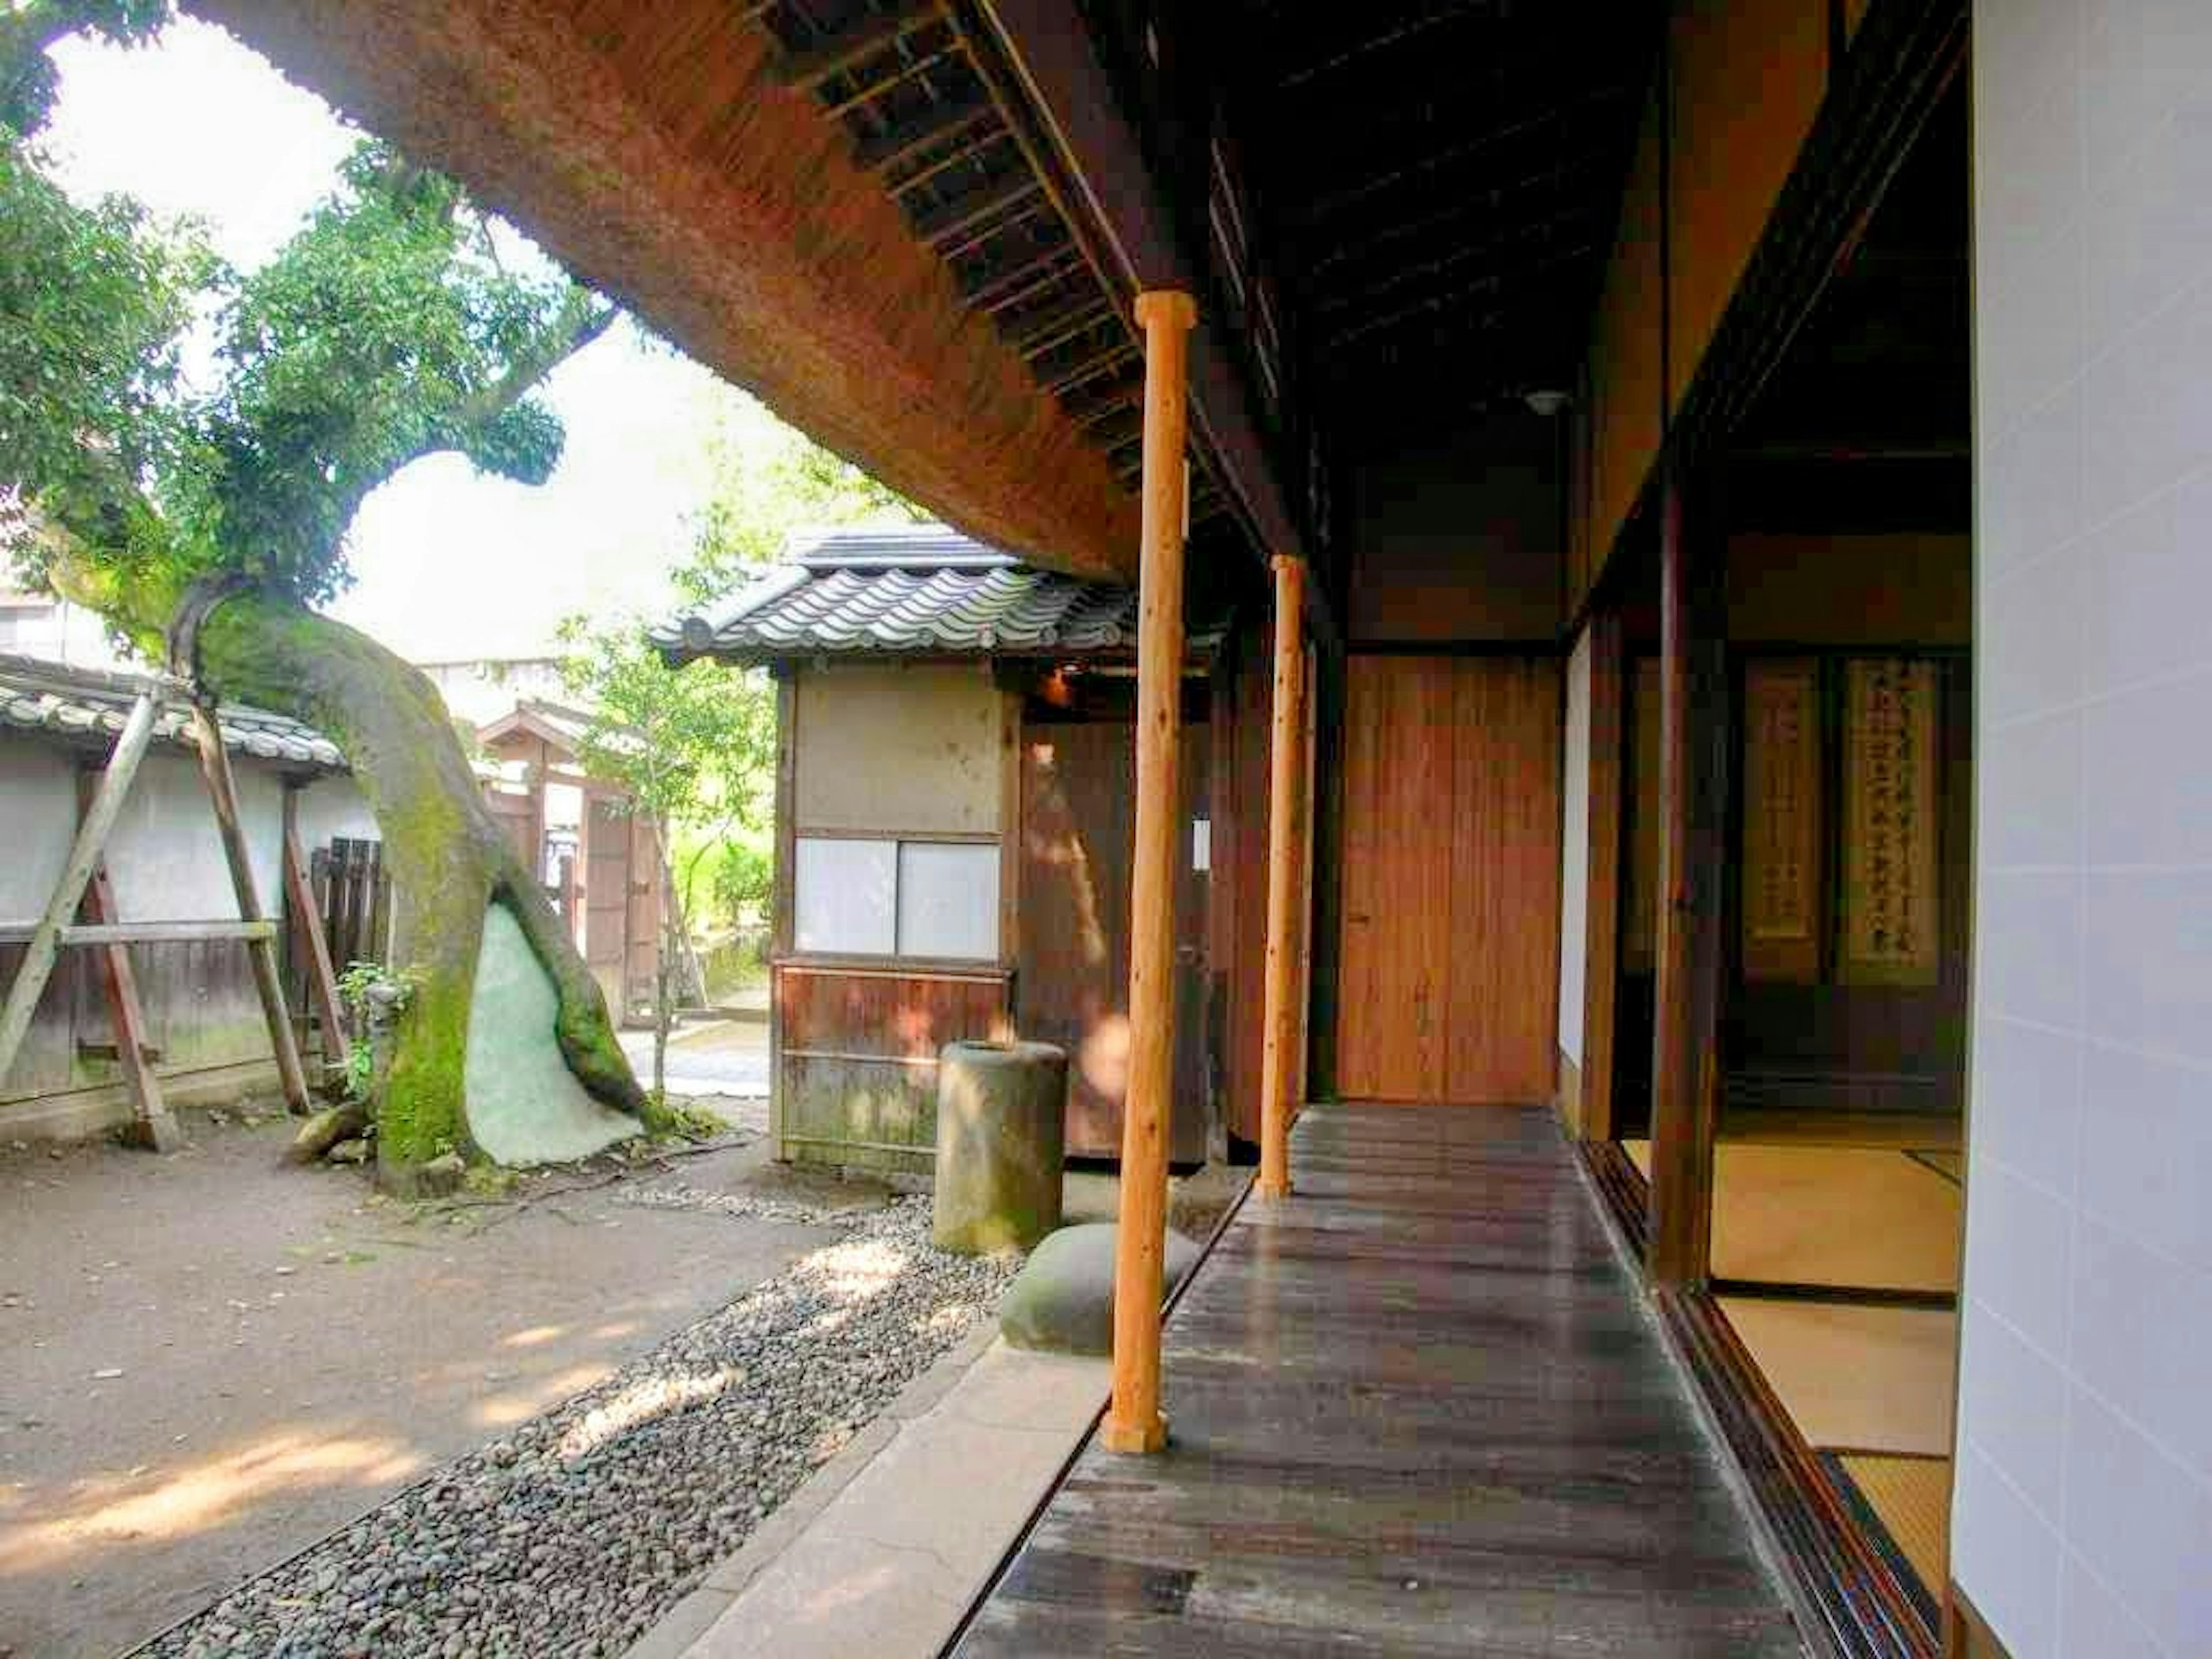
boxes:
[1728,75,1969,531]
[1210,1,1668,446]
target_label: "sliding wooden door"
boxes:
[1336,654,1562,1103]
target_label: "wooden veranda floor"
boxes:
[950,1104,1806,1657]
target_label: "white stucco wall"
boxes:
[793,662,1004,835]
[0,738,377,927]
[0,746,81,926]
[1556,629,1592,1065]
[1960,6,2212,1654]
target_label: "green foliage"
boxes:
[555,622,775,847]
[0,13,619,617]
[337,959,413,1104]
[711,838,774,927]
[674,395,924,605]
[0,1,167,138]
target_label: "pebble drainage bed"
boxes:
[143,1188,1021,1659]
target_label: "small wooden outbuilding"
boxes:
[655,525,1302,1175]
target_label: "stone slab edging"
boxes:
[623,1322,1109,1659]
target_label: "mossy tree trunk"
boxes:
[188,589,644,1182]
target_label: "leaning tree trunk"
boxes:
[183,589,645,1185]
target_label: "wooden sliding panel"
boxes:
[1335,655,1455,1101]
[1579,612,1626,1142]
[1447,658,1563,1105]
[1336,655,1563,1106]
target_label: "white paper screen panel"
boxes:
[896,842,999,961]
[794,837,896,955]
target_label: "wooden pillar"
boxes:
[190,704,313,1115]
[1647,476,1728,1288]
[1257,554,1307,1200]
[1103,286,1196,1457]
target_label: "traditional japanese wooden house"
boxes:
[172,2,2208,1655]
[654,523,1287,1173]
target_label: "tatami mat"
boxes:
[1830,1452,1953,1603]
[1720,1297,1957,1456]
[1622,1139,1961,1291]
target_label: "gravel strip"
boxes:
[147,1191,1020,1659]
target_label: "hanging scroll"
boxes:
[1842,658,1940,986]
[1624,656,1662,972]
[1741,661,1822,982]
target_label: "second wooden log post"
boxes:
[1102,287,1196,1457]
[1257,554,1307,1200]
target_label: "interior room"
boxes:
[1609,78,1971,1620]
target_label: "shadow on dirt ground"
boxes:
[0,1103,848,1659]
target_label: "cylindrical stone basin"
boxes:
[932,1039,1069,1254]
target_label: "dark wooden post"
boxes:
[1104,286,1195,1457]
[1647,475,1728,1289]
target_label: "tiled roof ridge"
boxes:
[0,650,347,772]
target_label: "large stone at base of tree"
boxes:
[998,1222,1200,1355]
[464,905,636,1166]
[932,1040,1069,1254]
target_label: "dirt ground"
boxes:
[0,1102,870,1659]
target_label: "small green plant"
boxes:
[336,961,414,1103]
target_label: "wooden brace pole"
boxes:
[0,692,161,1092]
[1257,554,1308,1200]
[283,784,350,1074]
[74,766,181,1153]
[1102,286,1196,1458]
[190,704,313,1114]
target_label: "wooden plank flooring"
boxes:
[952,1104,1806,1657]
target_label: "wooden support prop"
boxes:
[1647,478,1729,1289]
[0,692,160,1092]
[283,785,350,1073]
[1257,554,1308,1200]
[74,768,180,1153]
[1103,286,1196,1459]
[189,704,313,1115]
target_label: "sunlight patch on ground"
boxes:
[0,1431,425,1578]
[558,1369,742,1463]
[471,1364,613,1431]
[501,1323,569,1349]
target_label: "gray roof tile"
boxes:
[652,524,1142,664]
[0,653,347,771]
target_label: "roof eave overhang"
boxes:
[192,0,1141,582]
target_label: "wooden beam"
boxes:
[1646,479,1727,1288]
[1103,286,1196,1459]
[190,704,313,1115]
[854,95,996,172]
[283,785,351,1073]
[0,692,160,1092]
[774,0,943,90]
[978,0,1312,572]
[1257,554,1307,1200]
[74,768,179,1153]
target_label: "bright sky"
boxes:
[42,17,738,662]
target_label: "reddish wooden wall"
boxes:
[774,961,1012,1172]
[1016,714,1211,1162]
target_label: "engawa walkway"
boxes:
[950,1104,1806,1657]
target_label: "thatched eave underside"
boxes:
[190,0,1141,582]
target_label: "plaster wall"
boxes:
[1959,5,2212,1654]
[793,663,1003,835]
[1557,629,1592,1065]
